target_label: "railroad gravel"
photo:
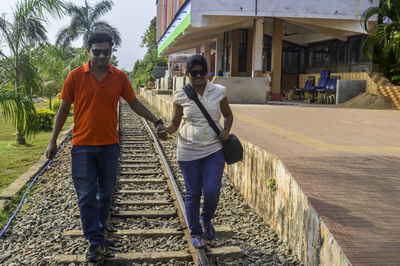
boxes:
[0,107,302,266]
[156,134,302,266]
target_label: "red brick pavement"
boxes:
[230,104,400,265]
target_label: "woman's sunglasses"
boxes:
[188,69,207,77]
[91,48,111,56]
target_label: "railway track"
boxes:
[52,101,242,265]
[0,99,301,265]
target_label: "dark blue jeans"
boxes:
[178,149,225,235]
[71,143,119,245]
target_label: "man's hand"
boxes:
[156,124,170,140]
[218,129,230,141]
[46,141,58,159]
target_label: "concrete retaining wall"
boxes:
[138,89,350,266]
[212,76,270,104]
[336,80,366,104]
[138,88,174,121]
[174,76,189,92]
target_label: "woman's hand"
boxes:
[156,124,170,140]
[218,129,230,141]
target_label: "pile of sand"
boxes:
[337,92,396,109]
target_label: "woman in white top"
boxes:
[166,54,233,248]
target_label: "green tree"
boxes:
[34,44,88,109]
[132,17,167,88]
[0,0,66,144]
[0,81,37,140]
[56,0,121,50]
[362,0,400,84]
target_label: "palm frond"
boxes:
[383,21,400,39]
[361,6,385,31]
[15,0,66,20]
[92,21,121,47]
[362,36,376,60]
[89,0,113,24]
[56,24,79,50]
[0,80,38,137]
[57,0,119,48]
[17,51,41,97]
[14,0,66,25]
[0,50,17,76]
[19,16,49,44]
[0,17,17,55]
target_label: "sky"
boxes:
[0,0,157,71]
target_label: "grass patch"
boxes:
[0,100,73,194]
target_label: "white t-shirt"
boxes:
[173,81,227,161]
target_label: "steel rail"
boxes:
[142,118,210,266]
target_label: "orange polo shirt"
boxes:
[61,61,136,146]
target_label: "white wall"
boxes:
[212,76,271,104]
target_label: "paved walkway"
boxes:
[230,103,400,265]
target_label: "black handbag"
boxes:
[183,84,243,164]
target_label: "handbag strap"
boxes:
[183,84,221,135]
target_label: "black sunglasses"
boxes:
[91,48,111,56]
[188,69,207,77]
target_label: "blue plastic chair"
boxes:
[316,75,340,94]
[295,76,315,93]
[303,71,330,100]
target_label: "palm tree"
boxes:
[361,0,400,84]
[56,0,121,50]
[0,0,66,144]
[0,81,37,140]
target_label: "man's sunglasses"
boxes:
[188,69,207,77]
[91,48,111,56]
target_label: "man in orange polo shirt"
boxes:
[46,32,168,262]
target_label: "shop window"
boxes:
[307,47,314,67]
[322,41,337,66]
[223,31,230,73]
[306,35,370,68]
[282,51,299,74]
[347,36,361,64]
[337,40,346,65]
[263,35,272,71]
[299,48,306,73]
[314,44,322,65]
[360,36,369,63]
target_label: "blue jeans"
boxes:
[71,143,119,245]
[178,149,225,235]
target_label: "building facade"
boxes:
[156,0,379,100]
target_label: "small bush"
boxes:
[51,98,62,113]
[35,108,55,130]
[52,94,73,115]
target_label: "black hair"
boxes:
[186,54,208,74]
[87,32,114,49]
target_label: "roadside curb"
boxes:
[0,125,73,212]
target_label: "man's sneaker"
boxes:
[86,244,104,262]
[190,234,205,248]
[200,219,216,240]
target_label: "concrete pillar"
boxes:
[230,30,239,77]
[204,41,212,73]
[252,18,264,77]
[215,33,224,75]
[271,18,283,101]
